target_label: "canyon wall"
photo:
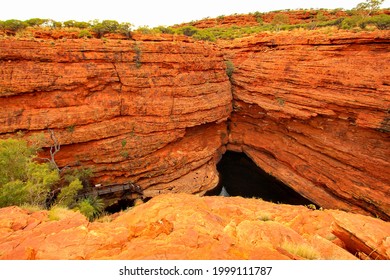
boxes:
[223,31,390,219]
[0,30,389,219]
[0,35,232,197]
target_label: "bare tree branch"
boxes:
[48,129,60,171]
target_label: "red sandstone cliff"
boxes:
[0,29,389,220]
[223,30,390,220]
[0,35,232,197]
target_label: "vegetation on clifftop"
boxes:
[0,0,389,41]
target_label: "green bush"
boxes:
[0,180,28,207]
[78,29,92,38]
[178,26,198,36]
[90,19,120,37]
[0,138,35,185]
[56,179,83,207]
[340,16,363,29]
[0,19,28,32]
[0,138,60,208]
[193,30,216,41]
[225,60,235,80]
[368,14,390,29]
[154,25,175,34]
[0,138,106,220]
[118,22,133,38]
[75,196,104,221]
[24,18,47,27]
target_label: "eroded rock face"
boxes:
[1,194,389,260]
[0,35,232,196]
[224,30,390,220]
[0,30,389,220]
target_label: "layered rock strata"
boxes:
[1,194,389,260]
[0,35,232,196]
[0,30,389,220]
[224,31,390,219]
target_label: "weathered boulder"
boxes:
[1,194,389,260]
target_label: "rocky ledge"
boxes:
[0,194,389,260]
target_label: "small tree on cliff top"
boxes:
[355,0,385,16]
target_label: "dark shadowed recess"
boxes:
[206,151,316,206]
[105,198,136,213]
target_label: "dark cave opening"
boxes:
[104,198,136,213]
[206,151,316,206]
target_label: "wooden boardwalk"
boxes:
[77,182,143,199]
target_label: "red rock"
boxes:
[2,194,387,259]
[224,30,390,220]
[0,28,389,220]
[0,36,231,196]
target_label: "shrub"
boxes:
[24,18,47,27]
[63,167,93,187]
[48,205,70,221]
[75,196,104,221]
[78,29,92,38]
[90,19,120,38]
[24,160,59,206]
[281,241,320,260]
[178,26,198,36]
[0,180,28,207]
[225,60,235,81]
[56,179,83,207]
[1,19,28,32]
[118,22,133,38]
[340,16,363,29]
[0,138,35,185]
[154,25,175,34]
[253,11,263,24]
[133,43,142,68]
[193,30,216,41]
[368,14,390,29]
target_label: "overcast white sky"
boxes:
[1,0,389,27]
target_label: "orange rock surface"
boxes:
[223,30,390,220]
[176,10,389,29]
[1,193,389,260]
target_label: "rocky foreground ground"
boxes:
[0,193,389,260]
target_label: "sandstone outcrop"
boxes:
[176,10,390,29]
[1,28,389,220]
[0,35,232,197]
[223,30,390,220]
[1,194,389,260]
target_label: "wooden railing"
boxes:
[77,182,143,199]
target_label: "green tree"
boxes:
[24,161,59,206]
[56,179,83,207]
[1,19,27,32]
[0,138,59,208]
[178,26,198,36]
[24,18,47,27]
[0,138,35,185]
[118,22,133,38]
[90,19,120,38]
[0,180,28,207]
[355,0,385,16]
